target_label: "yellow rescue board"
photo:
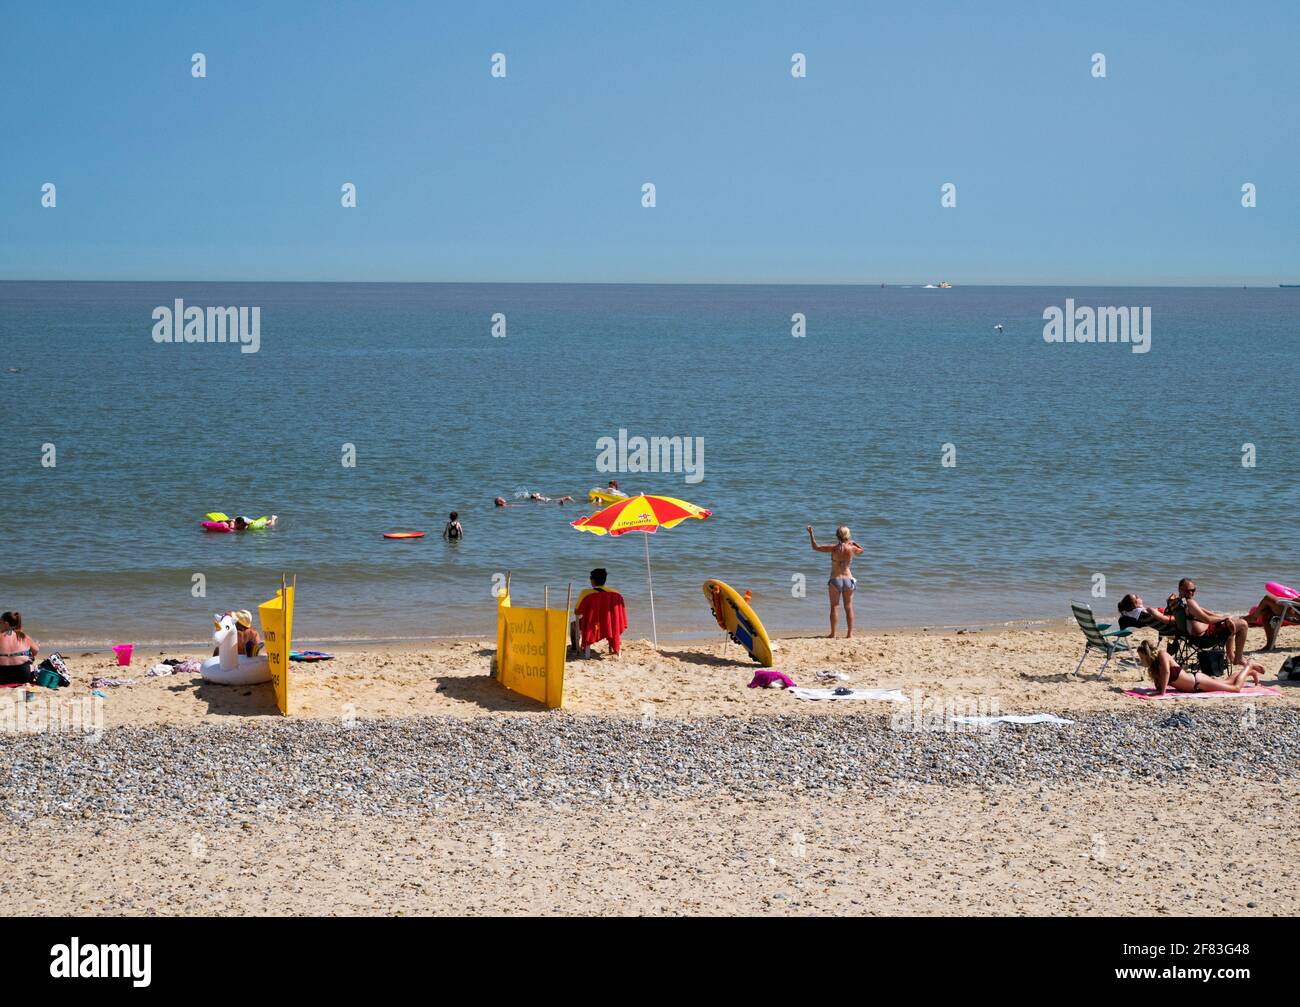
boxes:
[703,579,774,667]
[587,488,629,506]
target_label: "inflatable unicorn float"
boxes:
[201,612,271,685]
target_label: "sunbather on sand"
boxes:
[0,612,38,685]
[1116,594,1174,630]
[1171,579,1250,666]
[1249,593,1294,650]
[807,525,864,638]
[1135,640,1263,695]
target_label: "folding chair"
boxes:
[1165,602,1229,676]
[1070,602,1133,675]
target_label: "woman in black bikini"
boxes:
[1134,640,1263,696]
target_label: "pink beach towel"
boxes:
[1123,686,1282,701]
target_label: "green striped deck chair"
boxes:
[1070,601,1133,675]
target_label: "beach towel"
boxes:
[89,677,135,688]
[790,687,908,702]
[290,650,334,662]
[749,670,796,689]
[1123,686,1281,701]
[950,713,1074,726]
[576,590,627,655]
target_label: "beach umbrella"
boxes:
[570,494,712,647]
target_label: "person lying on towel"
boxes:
[570,568,627,657]
[1134,640,1263,696]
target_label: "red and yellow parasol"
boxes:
[571,494,712,645]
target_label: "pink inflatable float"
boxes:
[1266,582,1298,600]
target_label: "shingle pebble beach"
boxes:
[3,708,1295,825]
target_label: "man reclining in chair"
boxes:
[1247,592,1299,651]
[1116,594,1174,631]
[1169,578,1249,668]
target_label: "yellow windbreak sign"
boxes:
[258,584,294,715]
[496,599,566,709]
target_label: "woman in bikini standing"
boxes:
[807,525,864,638]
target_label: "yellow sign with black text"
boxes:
[495,592,566,708]
[258,584,294,716]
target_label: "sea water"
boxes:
[1,281,1296,645]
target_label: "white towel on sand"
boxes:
[949,713,1074,726]
[790,687,908,702]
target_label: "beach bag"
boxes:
[36,653,71,688]
[1281,656,1300,681]
[1196,649,1226,677]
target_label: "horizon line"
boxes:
[1,279,1296,288]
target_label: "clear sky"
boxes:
[2,1,1296,284]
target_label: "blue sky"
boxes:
[1,1,1296,284]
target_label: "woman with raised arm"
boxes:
[807,525,864,638]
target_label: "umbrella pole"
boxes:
[644,531,658,648]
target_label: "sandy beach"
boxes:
[20,621,1300,727]
[2,621,1297,916]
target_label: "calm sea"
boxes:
[2,282,1296,647]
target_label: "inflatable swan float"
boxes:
[201,612,271,685]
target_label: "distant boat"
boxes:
[1282,284,1299,288]
[923,281,952,289]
